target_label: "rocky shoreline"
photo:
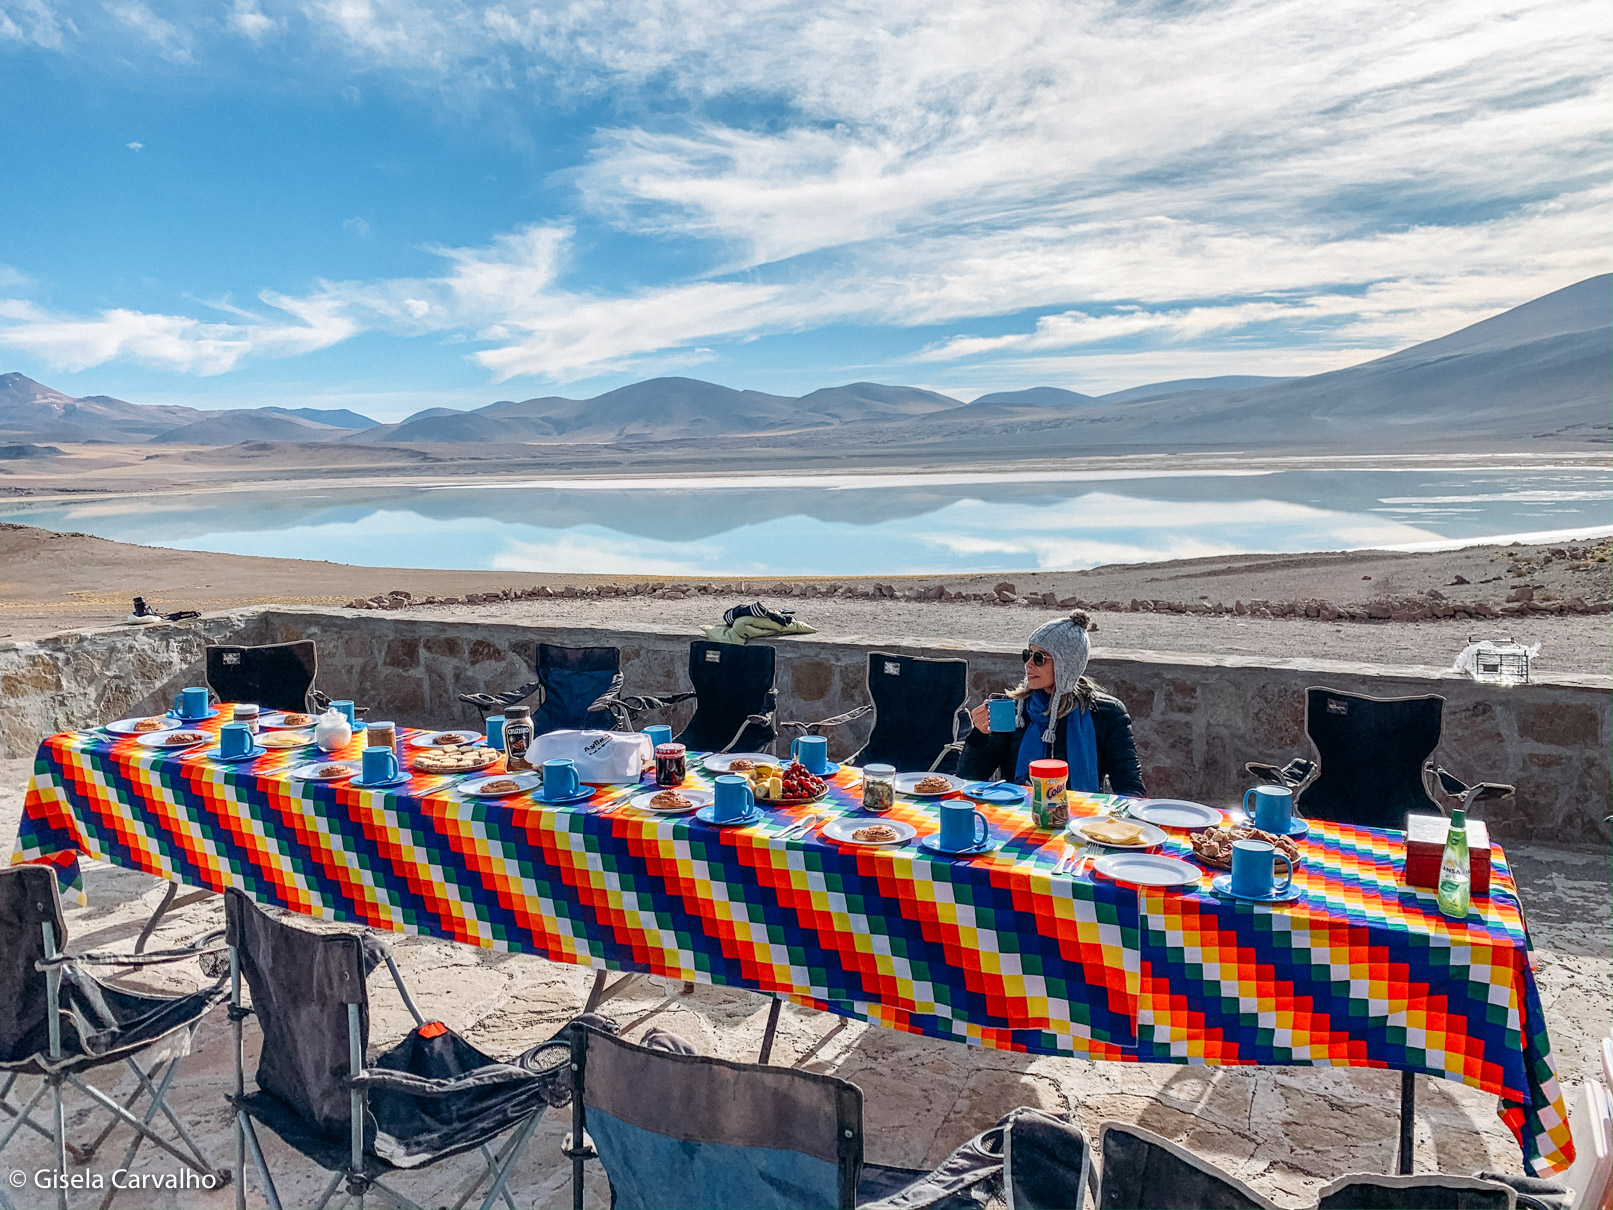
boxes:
[348,541,1613,623]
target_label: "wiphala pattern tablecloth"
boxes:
[13,717,1571,1173]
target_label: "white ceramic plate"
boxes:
[135,729,212,749]
[461,772,542,799]
[893,772,965,797]
[1131,799,1223,830]
[630,788,715,814]
[408,729,482,749]
[290,760,359,782]
[823,817,917,846]
[260,711,320,730]
[106,716,180,736]
[702,752,776,774]
[1094,852,1201,888]
[1066,816,1168,849]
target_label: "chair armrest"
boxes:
[39,928,227,970]
[777,705,874,736]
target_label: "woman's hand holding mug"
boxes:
[969,701,993,734]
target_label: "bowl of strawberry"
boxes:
[765,762,828,804]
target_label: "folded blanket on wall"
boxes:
[702,614,818,645]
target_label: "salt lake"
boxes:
[3,463,1608,576]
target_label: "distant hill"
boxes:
[0,373,207,442]
[0,443,64,459]
[262,406,377,430]
[151,412,351,444]
[1096,375,1293,404]
[2,274,1606,454]
[972,387,1095,406]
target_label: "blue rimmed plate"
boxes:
[961,782,1026,805]
[213,745,267,763]
[351,772,413,790]
[1211,873,1302,903]
[695,805,764,828]
[918,835,999,858]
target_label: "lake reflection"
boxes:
[4,465,1608,575]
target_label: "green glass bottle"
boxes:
[1436,808,1471,919]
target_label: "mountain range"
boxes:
[0,274,1605,452]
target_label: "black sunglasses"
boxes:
[1020,649,1049,667]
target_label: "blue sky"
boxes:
[0,0,1608,420]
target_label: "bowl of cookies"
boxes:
[412,745,501,775]
[1188,825,1301,870]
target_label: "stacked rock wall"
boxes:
[2,607,1607,845]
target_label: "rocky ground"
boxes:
[0,758,1607,1210]
[2,524,1609,674]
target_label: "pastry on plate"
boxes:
[165,732,206,746]
[132,717,168,733]
[479,778,521,794]
[727,758,757,771]
[914,775,952,794]
[650,790,693,810]
[852,824,901,843]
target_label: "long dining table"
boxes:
[12,710,1573,1175]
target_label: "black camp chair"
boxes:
[565,1023,928,1210]
[1245,687,1514,832]
[459,643,626,734]
[673,641,777,754]
[205,640,323,714]
[0,865,228,1210]
[1096,1123,1277,1210]
[778,653,970,773]
[1315,1173,1516,1209]
[225,889,586,1210]
[861,1106,1095,1210]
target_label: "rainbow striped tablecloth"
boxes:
[12,713,1571,1173]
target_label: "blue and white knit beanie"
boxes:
[1021,615,1092,742]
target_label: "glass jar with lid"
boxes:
[861,763,896,814]
[502,705,534,772]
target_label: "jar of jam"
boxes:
[655,743,687,787]
[861,763,896,814]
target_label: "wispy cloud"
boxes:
[1,0,1608,389]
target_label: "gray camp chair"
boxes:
[0,864,228,1210]
[226,890,590,1210]
[1315,1173,1516,1209]
[862,1106,1095,1210]
[565,1022,928,1209]
[1097,1122,1278,1210]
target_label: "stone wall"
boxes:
[4,607,1609,845]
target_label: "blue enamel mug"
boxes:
[791,735,830,774]
[1243,785,1293,834]
[713,775,755,822]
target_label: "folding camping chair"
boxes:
[1245,686,1516,1176]
[1315,1173,1515,1209]
[1480,1079,1613,1210]
[225,890,585,1210]
[777,652,970,773]
[860,1106,1095,1210]
[565,1022,929,1210]
[1096,1123,1278,1210]
[458,643,627,734]
[673,640,777,754]
[206,640,323,714]
[0,865,228,1210]
[1245,687,1515,833]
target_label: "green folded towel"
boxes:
[701,615,818,644]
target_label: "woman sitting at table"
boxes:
[958,610,1146,796]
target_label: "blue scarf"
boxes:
[1014,690,1100,790]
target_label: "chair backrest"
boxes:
[0,865,66,1065]
[206,641,319,714]
[1295,687,1443,831]
[1097,1123,1277,1210]
[225,890,376,1142]
[854,653,968,773]
[572,1023,861,1209]
[1316,1174,1515,1209]
[1562,1079,1613,1210]
[675,641,777,754]
[1600,1033,1613,1097]
[534,644,621,735]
